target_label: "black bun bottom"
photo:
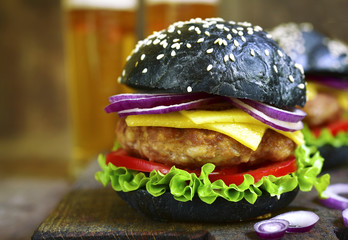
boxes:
[117,188,299,223]
[319,145,348,169]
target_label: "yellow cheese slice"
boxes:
[182,109,304,146]
[307,81,348,110]
[180,109,261,124]
[306,82,317,101]
[126,110,304,150]
[126,112,194,128]
[203,123,267,151]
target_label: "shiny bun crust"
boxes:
[119,18,306,108]
[271,22,348,77]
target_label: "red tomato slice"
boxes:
[209,157,297,185]
[106,149,172,174]
[106,149,297,186]
[312,119,348,137]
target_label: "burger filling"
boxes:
[116,117,296,168]
[302,92,343,127]
[303,81,348,128]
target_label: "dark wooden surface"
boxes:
[32,161,348,240]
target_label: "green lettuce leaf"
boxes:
[95,144,330,204]
[302,124,348,148]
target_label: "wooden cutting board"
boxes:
[32,161,348,240]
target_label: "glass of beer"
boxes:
[63,0,138,177]
[144,0,220,35]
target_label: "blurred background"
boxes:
[0,0,347,239]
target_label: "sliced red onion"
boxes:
[117,97,223,117]
[254,219,289,239]
[240,99,306,123]
[272,211,319,233]
[342,209,348,227]
[108,92,211,103]
[108,93,168,103]
[227,98,303,132]
[105,92,212,113]
[320,183,348,210]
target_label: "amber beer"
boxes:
[145,0,219,35]
[63,0,137,177]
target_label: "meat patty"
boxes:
[301,92,343,127]
[116,118,296,168]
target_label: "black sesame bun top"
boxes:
[119,18,306,108]
[270,22,348,77]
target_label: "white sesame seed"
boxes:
[153,39,161,45]
[171,43,180,49]
[161,40,168,48]
[189,26,195,31]
[177,30,181,34]
[176,22,184,28]
[289,75,295,82]
[207,64,213,71]
[173,38,180,43]
[146,39,152,45]
[234,40,239,47]
[171,50,176,56]
[238,31,244,36]
[186,43,192,48]
[159,33,167,39]
[216,24,224,30]
[142,68,148,73]
[197,38,204,43]
[232,29,238,34]
[294,63,304,74]
[140,54,146,61]
[247,30,254,35]
[273,65,278,73]
[117,76,121,83]
[126,55,131,61]
[168,27,175,33]
[264,49,270,56]
[187,86,192,92]
[204,31,210,36]
[277,50,284,57]
[266,34,272,39]
[195,27,201,34]
[224,27,230,32]
[227,34,232,40]
[135,61,138,67]
[206,48,214,54]
[224,55,229,62]
[241,36,246,42]
[250,49,255,56]
[229,53,235,62]
[254,26,263,32]
[202,24,210,28]
[237,27,244,31]
[298,83,305,89]
[214,38,221,45]
[122,70,126,76]
[156,54,164,60]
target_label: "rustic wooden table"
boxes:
[32,161,348,240]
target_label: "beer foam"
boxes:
[146,0,219,4]
[64,0,138,10]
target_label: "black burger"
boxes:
[95,18,329,222]
[271,22,348,168]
